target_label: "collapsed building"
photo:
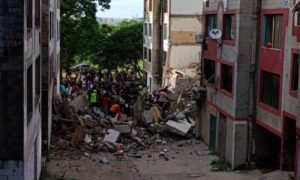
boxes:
[143,0,203,92]
[0,0,60,179]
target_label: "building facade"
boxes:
[201,0,300,178]
[143,0,162,91]
[41,0,61,151]
[143,0,203,92]
[257,0,300,178]
[0,0,60,179]
[201,0,255,169]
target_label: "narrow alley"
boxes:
[1,0,300,180]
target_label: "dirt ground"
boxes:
[41,139,293,180]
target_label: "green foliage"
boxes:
[61,0,143,74]
[61,0,110,70]
[210,157,231,172]
[98,20,143,73]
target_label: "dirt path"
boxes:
[43,140,273,180]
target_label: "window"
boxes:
[291,54,300,91]
[149,77,152,92]
[163,24,168,40]
[295,10,300,26]
[144,47,148,60]
[204,59,215,83]
[223,14,235,40]
[149,0,152,11]
[163,51,167,66]
[206,0,210,7]
[144,23,148,36]
[221,64,233,93]
[263,14,283,49]
[148,49,152,62]
[149,24,152,37]
[27,0,33,29]
[50,12,54,39]
[163,0,168,13]
[144,0,147,12]
[35,0,40,27]
[27,65,33,122]
[260,71,280,109]
[57,21,60,39]
[206,15,216,36]
[35,57,41,104]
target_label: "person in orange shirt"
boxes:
[110,103,120,117]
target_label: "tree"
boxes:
[61,0,111,70]
[98,20,143,75]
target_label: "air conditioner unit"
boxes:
[195,33,204,44]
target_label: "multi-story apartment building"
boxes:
[201,0,255,169]
[42,0,61,151]
[143,0,203,92]
[143,0,161,91]
[0,0,60,179]
[201,0,300,178]
[256,0,300,178]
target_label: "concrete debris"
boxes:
[103,129,120,143]
[51,79,200,163]
[84,134,92,144]
[100,157,109,164]
[166,119,193,136]
[81,114,93,121]
[84,152,91,157]
[143,110,154,124]
[114,124,131,134]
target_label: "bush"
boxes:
[210,157,231,172]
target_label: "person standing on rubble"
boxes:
[89,89,98,108]
[110,101,120,117]
[102,91,109,117]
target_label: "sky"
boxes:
[97,0,144,19]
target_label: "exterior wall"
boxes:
[170,0,203,15]
[24,0,43,178]
[42,0,60,150]
[0,0,58,179]
[143,0,161,91]
[201,0,255,168]
[163,0,202,81]
[168,17,202,69]
[0,0,25,161]
[169,46,201,68]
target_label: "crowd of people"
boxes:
[59,69,141,119]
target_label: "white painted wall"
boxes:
[170,18,202,32]
[170,0,203,15]
[169,45,201,68]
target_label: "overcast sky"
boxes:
[97,0,143,19]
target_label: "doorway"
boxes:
[218,113,226,157]
[281,116,296,171]
[210,114,217,152]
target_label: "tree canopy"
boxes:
[98,20,143,73]
[61,0,110,69]
[61,0,143,75]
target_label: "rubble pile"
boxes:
[50,86,201,161]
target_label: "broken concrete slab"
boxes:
[166,119,192,136]
[114,124,131,134]
[84,134,92,144]
[143,110,154,124]
[70,95,88,110]
[103,129,120,143]
[93,108,105,118]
